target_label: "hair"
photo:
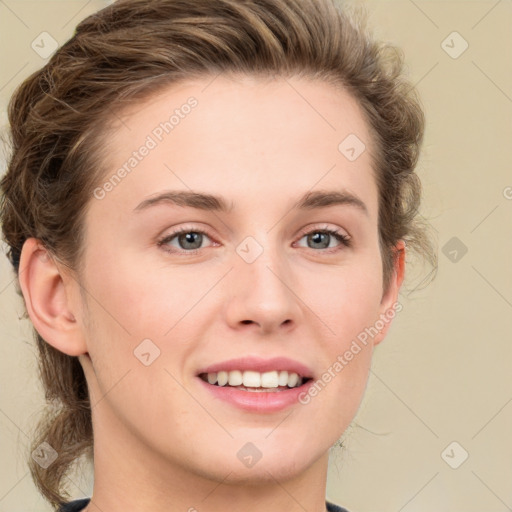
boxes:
[0,0,437,508]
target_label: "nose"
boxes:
[224,240,302,335]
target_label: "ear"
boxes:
[373,239,406,346]
[18,237,88,356]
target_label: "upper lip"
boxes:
[197,356,314,379]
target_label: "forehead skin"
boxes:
[87,75,379,254]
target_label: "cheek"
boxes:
[82,247,176,335]
[80,251,203,395]
[303,257,384,338]
[301,259,382,404]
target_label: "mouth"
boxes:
[198,370,313,392]
[195,356,315,411]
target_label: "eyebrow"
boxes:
[133,189,369,216]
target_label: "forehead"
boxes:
[93,74,378,221]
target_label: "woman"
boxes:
[0,0,437,511]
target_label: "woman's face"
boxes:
[75,75,404,485]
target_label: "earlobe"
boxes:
[373,239,406,346]
[18,237,88,356]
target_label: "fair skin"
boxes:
[19,75,404,512]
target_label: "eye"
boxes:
[157,226,216,255]
[295,226,351,253]
[157,224,351,256]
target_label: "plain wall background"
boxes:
[1,1,511,511]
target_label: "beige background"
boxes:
[1,1,511,511]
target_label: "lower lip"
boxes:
[196,377,314,413]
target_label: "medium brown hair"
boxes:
[0,0,437,508]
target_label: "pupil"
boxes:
[181,232,201,249]
[310,232,328,249]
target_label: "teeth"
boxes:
[217,371,229,386]
[202,370,306,389]
[243,370,262,387]
[228,370,243,386]
[288,372,299,387]
[278,371,289,386]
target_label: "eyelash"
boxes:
[156,225,352,256]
